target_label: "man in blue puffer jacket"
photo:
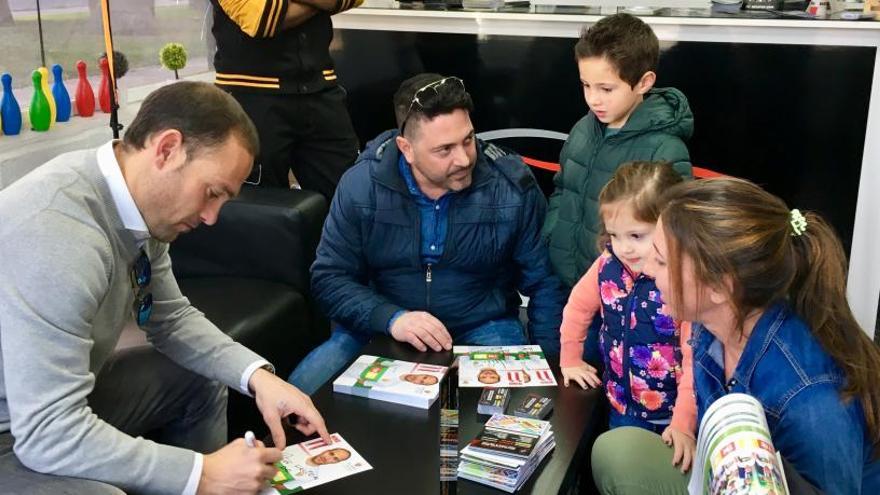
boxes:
[288,73,566,394]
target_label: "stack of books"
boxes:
[458,414,555,492]
[439,367,460,486]
[454,345,557,388]
[439,409,459,482]
[333,355,448,409]
[477,387,510,415]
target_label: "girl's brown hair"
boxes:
[661,177,880,454]
[597,160,684,253]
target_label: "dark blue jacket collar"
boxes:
[363,129,495,196]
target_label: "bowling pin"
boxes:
[98,56,111,114]
[29,70,51,132]
[52,64,71,123]
[75,60,95,117]
[1,73,22,135]
[38,67,56,126]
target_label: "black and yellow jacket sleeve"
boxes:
[211,0,361,93]
[216,0,288,38]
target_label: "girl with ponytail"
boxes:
[640,177,880,494]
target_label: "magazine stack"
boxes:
[333,355,448,409]
[457,414,555,492]
[454,345,557,388]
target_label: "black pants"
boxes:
[230,86,360,201]
[0,347,227,494]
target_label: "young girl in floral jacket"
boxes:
[559,161,696,472]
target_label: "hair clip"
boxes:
[790,209,808,237]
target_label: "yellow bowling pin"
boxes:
[38,67,56,126]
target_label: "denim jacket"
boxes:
[692,303,880,494]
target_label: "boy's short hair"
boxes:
[574,13,659,88]
[393,73,474,137]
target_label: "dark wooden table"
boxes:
[280,336,605,494]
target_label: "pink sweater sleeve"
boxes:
[670,321,697,438]
[559,258,602,367]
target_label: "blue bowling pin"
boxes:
[1,73,22,135]
[51,64,71,123]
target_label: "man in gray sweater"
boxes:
[0,81,330,494]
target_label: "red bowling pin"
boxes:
[98,56,111,114]
[75,60,95,117]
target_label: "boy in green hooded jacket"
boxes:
[542,13,694,289]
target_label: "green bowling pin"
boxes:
[29,70,51,132]
[38,67,56,126]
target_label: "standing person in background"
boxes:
[543,13,693,290]
[211,0,361,200]
[542,13,693,364]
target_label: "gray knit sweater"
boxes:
[0,149,265,493]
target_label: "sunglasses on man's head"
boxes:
[244,162,262,186]
[399,76,467,135]
[131,249,152,326]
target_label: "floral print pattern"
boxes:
[608,380,627,415]
[600,280,627,305]
[596,247,683,425]
[629,374,667,410]
[647,356,670,379]
[640,390,665,411]
[609,343,624,377]
[655,313,677,337]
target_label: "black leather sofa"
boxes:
[168,185,330,439]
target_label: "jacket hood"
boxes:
[617,87,694,140]
[362,129,400,162]
[358,129,534,195]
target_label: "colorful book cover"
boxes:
[262,434,371,494]
[333,355,448,408]
[688,394,788,495]
[458,430,556,493]
[453,346,557,388]
[512,393,554,420]
[468,429,539,459]
[484,413,551,438]
[478,387,510,415]
[459,461,520,486]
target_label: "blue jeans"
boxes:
[288,317,527,395]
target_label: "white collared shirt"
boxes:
[96,140,152,248]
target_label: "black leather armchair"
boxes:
[169,185,330,438]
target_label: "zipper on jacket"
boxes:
[425,263,433,310]
[621,276,641,418]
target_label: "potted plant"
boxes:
[160,43,188,80]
